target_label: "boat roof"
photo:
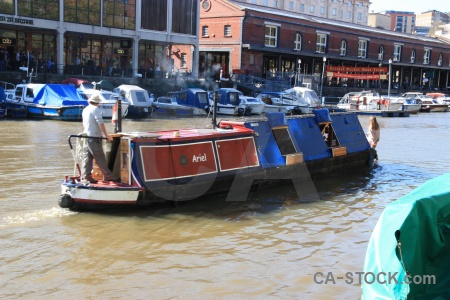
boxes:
[115,84,146,92]
[123,126,254,141]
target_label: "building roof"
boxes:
[226,0,449,46]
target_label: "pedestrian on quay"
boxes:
[81,94,119,183]
[366,116,380,149]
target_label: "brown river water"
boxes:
[1,112,449,299]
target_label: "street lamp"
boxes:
[388,58,392,98]
[378,60,382,110]
[296,58,301,87]
[320,57,326,101]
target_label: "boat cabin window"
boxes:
[319,123,340,148]
[261,95,273,105]
[177,92,188,105]
[272,127,297,156]
[158,97,172,104]
[198,93,208,105]
[229,92,239,105]
[26,88,34,98]
[135,91,147,103]
[15,87,23,99]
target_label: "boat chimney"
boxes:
[212,91,218,129]
[113,99,122,133]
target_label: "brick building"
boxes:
[175,0,450,90]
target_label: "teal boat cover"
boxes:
[363,172,450,299]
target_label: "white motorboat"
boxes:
[419,98,449,112]
[283,86,322,113]
[152,96,196,115]
[256,92,302,114]
[208,88,251,116]
[113,84,154,118]
[80,89,129,118]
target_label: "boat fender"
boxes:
[58,193,74,209]
[237,107,245,116]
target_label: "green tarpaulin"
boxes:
[363,172,450,299]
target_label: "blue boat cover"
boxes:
[313,108,332,123]
[169,88,209,109]
[331,113,370,153]
[363,172,450,299]
[0,87,5,101]
[34,84,88,106]
[287,117,331,160]
[212,88,241,106]
[266,112,288,128]
[245,120,285,168]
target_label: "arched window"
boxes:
[410,50,416,63]
[438,53,443,66]
[340,40,346,56]
[378,45,384,61]
[294,33,302,51]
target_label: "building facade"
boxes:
[0,0,199,78]
[415,10,450,37]
[197,0,450,90]
[367,13,391,31]
[231,0,371,25]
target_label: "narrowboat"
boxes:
[58,107,376,211]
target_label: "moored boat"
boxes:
[283,86,322,113]
[28,84,88,120]
[113,84,154,119]
[166,88,210,116]
[4,83,86,120]
[208,88,252,116]
[80,89,129,118]
[362,172,450,299]
[426,92,450,111]
[58,108,376,211]
[337,90,404,111]
[419,98,448,112]
[256,91,303,114]
[0,86,6,118]
[3,82,44,118]
[152,96,198,116]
